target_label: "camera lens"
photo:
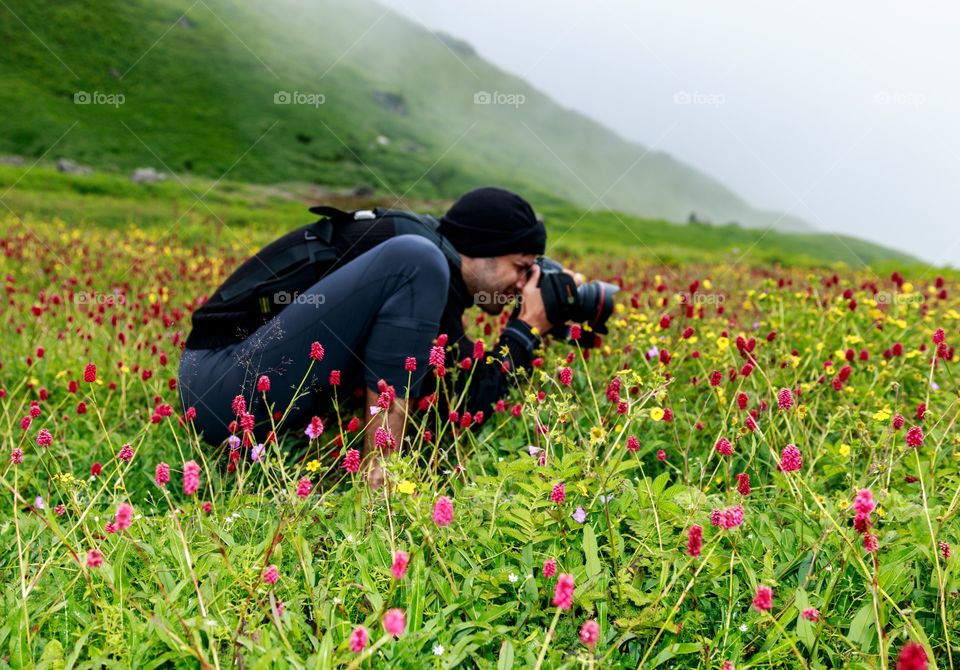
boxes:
[574,281,619,332]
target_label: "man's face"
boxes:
[470,253,537,314]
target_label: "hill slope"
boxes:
[1,0,812,232]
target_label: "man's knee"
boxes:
[379,235,451,287]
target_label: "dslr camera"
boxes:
[528,256,619,344]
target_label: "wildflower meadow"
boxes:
[2,218,958,669]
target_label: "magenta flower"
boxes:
[752,584,773,612]
[115,503,133,531]
[687,524,703,557]
[433,496,454,527]
[579,619,600,647]
[342,449,361,473]
[777,388,794,410]
[263,565,279,584]
[779,444,803,472]
[383,608,406,637]
[553,573,575,609]
[906,426,924,448]
[86,549,104,568]
[550,482,565,505]
[36,428,53,447]
[183,460,200,495]
[296,477,312,499]
[542,558,557,578]
[391,550,409,580]
[349,626,369,652]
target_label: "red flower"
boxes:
[155,462,170,487]
[296,477,312,499]
[257,375,270,392]
[542,558,557,578]
[342,449,361,473]
[83,363,97,383]
[752,584,773,612]
[36,428,53,447]
[559,367,573,386]
[714,436,732,456]
[736,472,751,496]
[896,642,928,670]
[626,435,640,452]
[309,341,325,362]
[404,356,417,372]
[687,524,703,557]
[779,444,803,472]
[777,388,794,410]
[906,426,924,448]
[90,462,102,477]
[263,565,279,584]
[550,482,565,505]
[329,370,341,386]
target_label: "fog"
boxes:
[380,0,960,267]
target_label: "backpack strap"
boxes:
[376,208,461,269]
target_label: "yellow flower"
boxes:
[716,336,729,351]
[589,425,606,445]
[838,443,851,458]
[305,460,321,473]
[397,480,416,495]
[650,407,665,422]
[873,408,892,422]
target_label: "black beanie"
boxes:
[437,187,546,258]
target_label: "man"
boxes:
[178,186,570,483]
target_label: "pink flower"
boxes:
[779,444,803,472]
[853,489,876,516]
[687,524,703,557]
[257,375,270,392]
[86,549,104,568]
[896,642,929,670]
[433,496,454,527]
[722,663,735,670]
[714,436,732,456]
[296,477,312,499]
[231,394,247,416]
[391,550,409,580]
[404,356,417,372]
[626,435,640,452]
[115,503,133,531]
[553,573,575,609]
[710,505,745,530]
[801,608,820,621]
[863,533,879,553]
[305,416,324,440]
[36,428,53,447]
[550,482,565,505]
[342,449,361,473]
[906,426,924,448]
[579,619,599,647]
[183,460,201,496]
[117,443,134,462]
[329,370,341,386]
[150,463,173,494]
[777,388,794,410]
[10,448,23,464]
[542,558,557,578]
[752,584,773,612]
[309,341,325,362]
[559,367,573,386]
[374,426,394,450]
[429,345,445,367]
[263,565,279,584]
[349,626,369,652]
[383,608,406,637]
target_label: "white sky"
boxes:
[379,0,960,267]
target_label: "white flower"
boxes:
[432,643,445,656]
[332,596,342,605]
[345,534,354,543]
[739,623,748,632]
[508,573,518,583]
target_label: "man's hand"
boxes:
[517,263,552,334]
[564,268,584,287]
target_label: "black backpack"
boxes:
[183,205,460,350]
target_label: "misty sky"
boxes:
[379,0,959,267]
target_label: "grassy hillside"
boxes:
[1,0,811,231]
[0,164,922,272]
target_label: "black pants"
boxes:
[178,235,451,446]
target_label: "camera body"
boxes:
[531,256,619,338]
